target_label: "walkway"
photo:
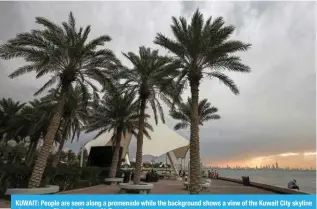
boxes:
[0,179,274,208]
[59,179,274,194]
[0,200,10,208]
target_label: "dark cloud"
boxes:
[0,1,315,164]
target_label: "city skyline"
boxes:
[206,151,316,170]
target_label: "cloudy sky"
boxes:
[0,1,315,169]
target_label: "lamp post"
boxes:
[80,141,89,167]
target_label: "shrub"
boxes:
[0,164,124,198]
[145,170,159,182]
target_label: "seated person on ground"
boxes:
[208,170,211,179]
[287,179,299,190]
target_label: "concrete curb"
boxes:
[119,183,154,194]
[5,185,59,195]
[218,176,309,194]
[119,183,154,190]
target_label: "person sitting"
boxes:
[210,169,215,179]
[214,169,219,179]
[288,179,299,190]
[208,170,212,179]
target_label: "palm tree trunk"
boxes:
[28,91,67,188]
[133,98,146,184]
[52,138,65,168]
[108,127,122,178]
[117,149,123,169]
[189,82,201,194]
[25,137,39,166]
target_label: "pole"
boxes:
[80,147,84,167]
[181,158,183,171]
[167,151,179,177]
[166,153,167,173]
[80,141,89,167]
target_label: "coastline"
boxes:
[218,176,310,194]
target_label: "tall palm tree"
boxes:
[170,97,220,130]
[0,12,119,188]
[85,85,153,178]
[154,9,251,193]
[49,86,89,168]
[120,46,181,184]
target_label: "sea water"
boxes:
[205,168,316,194]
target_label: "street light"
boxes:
[79,141,89,167]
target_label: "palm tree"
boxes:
[9,104,41,165]
[85,85,153,178]
[50,86,89,168]
[0,12,119,188]
[0,98,26,143]
[170,97,220,130]
[5,98,55,166]
[154,9,251,193]
[65,150,78,166]
[120,46,181,184]
[26,99,55,165]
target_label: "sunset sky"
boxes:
[209,152,317,169]
[0,1,315,170]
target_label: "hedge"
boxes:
[0,164,124,198]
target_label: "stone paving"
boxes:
[0,179,275,208]
[58,179,275,194]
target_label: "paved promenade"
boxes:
[0,179,275,208]
[58,179,275,194]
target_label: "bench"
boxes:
[105,178,123,185]
[118,183,154,194]
[183,182,211,192]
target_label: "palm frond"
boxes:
[154,9,251,96]
[207,71,239,95]
[174,122,189,130]
[0,11,119,100]
[84,84,153,142]
[170,96,220,130]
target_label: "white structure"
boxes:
[82,117,189,176]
